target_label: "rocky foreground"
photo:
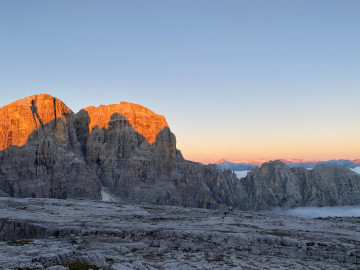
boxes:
[1,198,359,269]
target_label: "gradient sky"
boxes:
[1,0,359,164]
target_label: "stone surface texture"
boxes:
[238,161,360,210]
[84,102,168,145]
[0,94,71,151]
[0,197,359,269]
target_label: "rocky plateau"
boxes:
[0,197,360,269]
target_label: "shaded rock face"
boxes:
[0,94,236,207]
[294,165,360,207]
[0,94,101,200]
[75,111,236,208]
[0,94,359,210]
[239,161,360,210]
[238,161,305,210]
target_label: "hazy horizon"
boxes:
[1,1,359,164]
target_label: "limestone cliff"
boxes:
[0,94,71,151]
[84,102,168,145]
[0,94,359,211]
[0,94,227,207]
[0,94,101,200]
[237,160,360,210]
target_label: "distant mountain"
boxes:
[217,158,360,171]
[316,159,360,169]
[216,160,256,171]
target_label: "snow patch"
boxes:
[101,187,116,202]
[351,167,360,174]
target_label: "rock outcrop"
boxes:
[0,94,101,200]
[84,102,168,145]
[0,94,71,151]
[0,94,359,210]
[0,94,236,207]
[236,161,360,210]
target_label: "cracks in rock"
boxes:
[30,100,44,129]
[29,98,62,181]
[30,100,41,180]
[53,97,57,124]
[137,133,141,147]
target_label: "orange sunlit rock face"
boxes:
[0,94,71,151]
[216,159,227,164]
[84,102,169,145]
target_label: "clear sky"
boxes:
[1,0,359,164]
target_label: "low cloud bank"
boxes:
[234,170,249,178]
[268,206,360,218]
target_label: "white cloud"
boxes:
[234,170,249,178]
[268,206,360,218]
[351,167,360,174]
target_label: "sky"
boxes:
[0,0,359,164]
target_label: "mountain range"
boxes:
[0,94,359,210]
[217,159,360,171]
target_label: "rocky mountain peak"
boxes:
[1,94,359,211]
[0,93,71,151]
[259,160,290,173]
[353,159,360,164]
[83,102,169,145]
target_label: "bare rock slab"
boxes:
[0,197,359,269]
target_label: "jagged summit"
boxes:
[0,94,169,151]
[216,158,227,164]
[84,102,168,145]
[0,94,71,151]
[217,158,360,170]
[1,94,359,211]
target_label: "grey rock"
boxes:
[238,160,360,210]
[0,117,102,200]
[46,266,68,270]
[0,189,9,197]
[0,197,359,269]
[1,95,359,211]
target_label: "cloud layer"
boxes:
[268,206,360,218]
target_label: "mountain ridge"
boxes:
[217,158,360,171]
[0,94,168,151]
[84,102,168,145]
[1,94,359,211]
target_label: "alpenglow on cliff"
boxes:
[0,94,359,210]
